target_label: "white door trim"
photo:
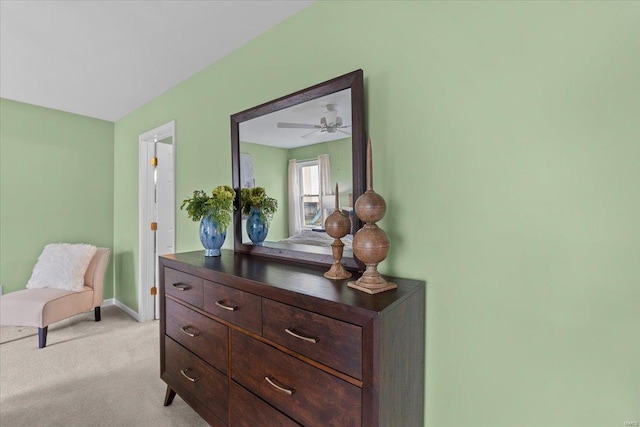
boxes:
[138,120,176,322]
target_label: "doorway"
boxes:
[138,121,176,321]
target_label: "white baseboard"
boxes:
[112,299,142,322]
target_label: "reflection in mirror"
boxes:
[239,89,353,245]
[231,70,364,269]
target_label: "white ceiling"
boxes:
[0,0,313,122]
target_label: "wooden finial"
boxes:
[349,137,396,294]
[366,137,373,191]
[324,181,351,280]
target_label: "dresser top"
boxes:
[161,250,425,317]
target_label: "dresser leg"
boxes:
[164,386,176,406]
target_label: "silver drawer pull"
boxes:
[180,326,197,337]
[215,300,237,311]
[180,369,198,383]
[285,328,318,344]
[172,283,190,291]
[264,376,295,395]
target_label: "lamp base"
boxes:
[348,280,397,294]
[324,237,352,279]
[348,264,397,294]
[324,261,352,280]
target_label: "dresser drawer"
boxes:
[231,330,361,427]
[164,337,228,423]
[204,281,262,335]
[165,298,228,373]
[164,268,204,309]
[263,299,362,380]
[230,381,301,427]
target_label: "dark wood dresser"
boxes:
[159,250,425,427]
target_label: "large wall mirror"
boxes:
[231,70,365,269]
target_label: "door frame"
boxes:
[138,120,176,322]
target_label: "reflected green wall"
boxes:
[113,2,640,426]
[0,98,114,297]
[240,142,289,240]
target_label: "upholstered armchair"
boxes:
[0,246,111,348]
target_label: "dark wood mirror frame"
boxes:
[231,69,365,269]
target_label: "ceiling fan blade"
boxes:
[302,129,322,138]
[338,129,352,136]
[277,122,320,129]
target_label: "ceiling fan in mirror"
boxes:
[277,104,352,138]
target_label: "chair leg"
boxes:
[38,327,48,349]
[94,307,101,322]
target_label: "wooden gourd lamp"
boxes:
[348,137,397,294]
[323,183,352,280]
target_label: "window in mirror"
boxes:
[298,160,320,229]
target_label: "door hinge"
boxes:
[150,222,157,231]
[150,157,158,166]
[150,286,157,296]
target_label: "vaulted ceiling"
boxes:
[0,1,313,122]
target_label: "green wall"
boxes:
[113,2,640,426]
[0,98,114,297]
[240,141,289,240]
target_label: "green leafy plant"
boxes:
[180,185,236,232]
[241,187,278,226]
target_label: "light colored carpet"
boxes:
[0,305,209,426]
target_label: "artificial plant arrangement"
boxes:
[241,187,278,226]
[180,185,236,232]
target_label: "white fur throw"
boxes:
[26,244,98,292]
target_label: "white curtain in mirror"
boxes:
[288,159,301,236]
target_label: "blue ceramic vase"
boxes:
[246,207,268,246]
[199,215,226,256]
